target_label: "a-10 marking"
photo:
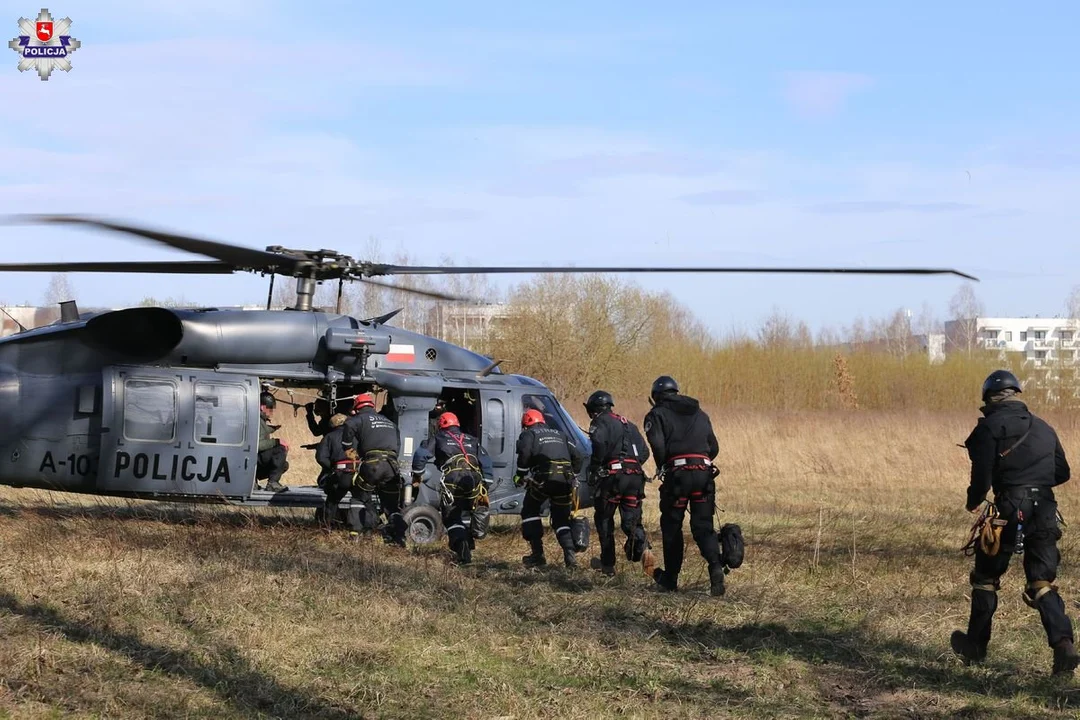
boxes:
[40,451,232,483]
[40,451,96,476]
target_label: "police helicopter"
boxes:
[0,214,977,543]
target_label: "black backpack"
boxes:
[720,523,744,570]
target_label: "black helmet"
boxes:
[982,370,1022,401]
[584,390,614,415]
[651,375,679,404]
[260,391,276,408]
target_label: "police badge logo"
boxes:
[8,8,80,80]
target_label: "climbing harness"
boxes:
[963,501,1008,557]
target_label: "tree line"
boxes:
[26,267,1080,412]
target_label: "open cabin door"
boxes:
[98,366,260,499]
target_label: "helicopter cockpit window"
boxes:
[123,378,177,443]
[521,393,590,451]
[194,382,246,445]
[521,394,573,436]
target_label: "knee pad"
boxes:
[1023,580,1056,608]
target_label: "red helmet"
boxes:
[438,411,459,430]
[353,392,375,410]
[522,409,544,427]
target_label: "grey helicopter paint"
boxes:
[0,214,978,541]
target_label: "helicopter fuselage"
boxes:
[0,306,593,519]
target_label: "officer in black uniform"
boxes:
[341,392,405,545]
[256,392,289,492]
[951,369,1079,674]
[411,411,492,564]
[516,408,586,568]
[305,396,334,437]
[643,375,725,596]
[583,390,651,576]
[315,413,379,528]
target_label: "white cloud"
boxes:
[782,71,874,118]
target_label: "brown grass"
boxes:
[3,406,1080,718]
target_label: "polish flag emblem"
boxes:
[386,343,415,363]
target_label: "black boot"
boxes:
[709,562,726,597]
[522,552,546,567]
[563,547,578,569]
[557,531,578,568]
[453,539,472,565]
[653,568,677,592]
[523,539,546,568]
[590,557,615,576]
[1053,639,1080,675]
[950,630,986,665]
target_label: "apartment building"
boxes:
[944,317,1080,367]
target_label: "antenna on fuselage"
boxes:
[478,359,503,377]
[0,306,26,333]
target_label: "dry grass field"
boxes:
[2,405,1080,718]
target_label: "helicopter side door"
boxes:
[478,387,518,509]
[98,366,259,499]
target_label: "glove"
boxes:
[513,474,524,487]
[345,447,358,461]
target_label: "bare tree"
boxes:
[757,307,797,349]
[43,273,76,306]
[947,283,984,357]
[1065,285,1080,327]
[913,301,941,336]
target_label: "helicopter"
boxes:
[0,214,978,544]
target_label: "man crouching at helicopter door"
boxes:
[516,408,586,568]
[342,393,406,545]
[316,413,379,528]
[411,412,492,564]
[256,392,289,492]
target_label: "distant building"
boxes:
[944,317,1080,367]
[424,303,514,351]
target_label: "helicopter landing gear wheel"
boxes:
[403,504,444,545]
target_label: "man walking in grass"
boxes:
[952,369,1079,675]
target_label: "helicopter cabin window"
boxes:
[194,382,246,445]
[484,397,505,454]
[123,378,178,443]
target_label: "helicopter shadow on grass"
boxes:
[748,532,969,563]
[606,609,1080,715]
[0,590,361,720]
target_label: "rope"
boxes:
[963,501,1006,557]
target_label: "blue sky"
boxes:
[2,1,1079,336]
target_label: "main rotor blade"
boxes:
[366,265,980,281]
[352,276,483,303]
[3,214,300,273]
[0,260,236,274]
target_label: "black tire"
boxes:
[403,504,445,545]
